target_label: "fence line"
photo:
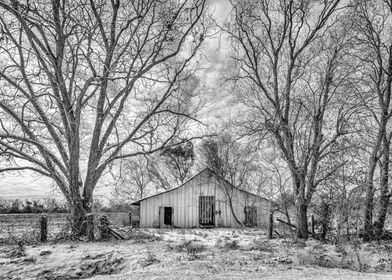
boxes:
[0,212,139,243]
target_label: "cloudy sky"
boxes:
[0,0,233,200]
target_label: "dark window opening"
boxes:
[199,196,215,226]
[244,206,257,227]
[164,207,172,226]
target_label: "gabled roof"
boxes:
[130,167,269,205]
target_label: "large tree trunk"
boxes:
[292,174,309,239]
[375,193,391,238]
[69,198,88,236]
[374,136,391,238]
[320,200,330,241]
[363,177,375,241]
[68,180,93,237]
[296,203,309,239]
[363,123,386,241]
[69,198,93,237]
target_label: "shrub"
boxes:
[250,239,273,253]
[223,239,239,250]
[296,252,336,268]
[168,239,206,259]
[127,230,162,242]
[6,241,26,258]
[39,250,52,256]
[140,251,160,267]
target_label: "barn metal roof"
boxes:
[130,168,269,206]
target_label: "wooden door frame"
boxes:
[159,206,173,227]
[199,196,215,226]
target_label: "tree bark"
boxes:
[363,124,385,241]
[296,203,309,239]
[86,213,94,241]
[320,201,330,242]
[363,181,375,241]
[68,190,93,237]
[69,200,87,236]
[292,173,310,239]
[374,135,391,238]
[284,203,291,225]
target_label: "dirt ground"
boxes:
[1,228,392,280]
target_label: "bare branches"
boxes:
[0,166,51,177]
[0,0,210,220]
[225,0,355,238]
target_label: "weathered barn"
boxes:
[131,168,271,228]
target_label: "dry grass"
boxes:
[167,239,206,260]
[126,230,162,242]
[222,239,239,250]
[249,238,274,252]
[139,251,160,267]
[2,229,392,279]
[4,242,26,258]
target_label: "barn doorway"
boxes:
[164,207,172,226]
[199,196,215,227]
[159,206,173,227]
[244,206,257,227]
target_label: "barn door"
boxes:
[244,206,257,227]
[164,207,172,226]
[159,206,173,227]
[199,196,215,226]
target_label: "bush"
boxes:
[139,251,160,267]
[39,250,52,256]
[127,230,162,242]
[5,241,26,258]
[225,239,239,250]
[296,251,337,268]
[168,239,206,259]
[250,238,273,252]
[215,237,240,250]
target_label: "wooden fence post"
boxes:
[86,213,94,241]
[268,212,273,239]
[311,215,315,237]
[99,215,110,240]
[40,214,47,242]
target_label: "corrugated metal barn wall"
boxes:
[139,169,271,228]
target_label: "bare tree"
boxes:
[0,0,211,235]
[199,133,260,190]
[224,0,358,238]
[317,137,367,238]
[199,133,262,226]
[350,0,392,240]
[160,140,195,185]
[112,141,195,202]
[111,156,152,201]
[259,144,295,224]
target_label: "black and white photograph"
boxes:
[1,0,392,279]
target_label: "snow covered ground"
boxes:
[1,228,392,279]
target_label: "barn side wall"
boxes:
[139,170,271,228]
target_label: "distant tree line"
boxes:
[0,198,136,214]
[0,198,68,214]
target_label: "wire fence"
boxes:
[0,212,139,244]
